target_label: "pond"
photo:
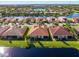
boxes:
[0,47,79,57]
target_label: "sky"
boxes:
[0,1,79,5]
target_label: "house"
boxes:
[28,25,49,41]
[16,17,24,23]
[35,17,47,23]
[4,17,13,23]
[0,17,6,22]
[72,17,79,23]
[30,17,36,23]
[49,26,73,40]
[46,17,56,23]
[56,16,67,22]
[25,17,33,23]
[1,26,27,40]
[0,26,10,36]
[10,18,17,23]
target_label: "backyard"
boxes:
[0,40,29,48]
[33,41,79,50]
[0,39,79,50]
[23,25,79,50]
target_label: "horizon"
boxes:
[0,1,79,5]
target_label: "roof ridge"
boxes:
[53,26,71,36]
[2,27,18,35]
[53,26,60,35]
[0,26,10,35]
[28,26,39,35]
[3,27,13,33]
[28,26,46,35]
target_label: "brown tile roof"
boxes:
[10,18,16,23]
[0,18,6,22]
[0,26,10,36]
[49,26,73,36]
[2,26,27,36]
[29,25,49,36]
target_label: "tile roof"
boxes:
[28,25,49,36]
[49,26,73,36]
[0,26,10,36]
[2,26,27,36]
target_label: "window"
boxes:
[54,36,58,38]
[41,36,42,38]
[7,36,17,40]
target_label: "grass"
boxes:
[0,40,29,48]
[66,41,79,50]
[33,41,70,48]
[33,41,79,50]
[0,39,79,50]
[26,26,32,36]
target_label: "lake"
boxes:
[0,47,79,57]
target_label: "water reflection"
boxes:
[0,47,79,57]
[0,47,9,57]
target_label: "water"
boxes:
[0,47,79,57]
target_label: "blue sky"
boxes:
[0,1,79,4]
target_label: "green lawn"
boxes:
[33,41,79,50]
[66,41,79,50]
[0,39,79,50]
[33,41,70,48]
[0,40,29,48]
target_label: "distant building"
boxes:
[32,6,47,12]
[56,16,67,22]
[72,17,79,23]
[33,8,46,12]
[46,17,56,22]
